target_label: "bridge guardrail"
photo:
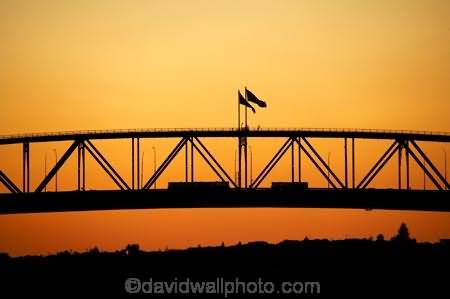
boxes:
[1,127,449,142]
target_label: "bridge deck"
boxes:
[1,128,450,144]
[0,189,448,214]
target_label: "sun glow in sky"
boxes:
[1,0,450,256]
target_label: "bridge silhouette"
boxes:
[0,128,449,214]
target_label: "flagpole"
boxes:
[244,88,248,189]
[238,90,240,131]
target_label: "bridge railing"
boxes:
[1,127,449,141]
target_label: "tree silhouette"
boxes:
[392,223,411,242]
[376,234,384,242]
[125,244,140,256]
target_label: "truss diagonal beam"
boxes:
[361,142,400,189]
[143,138,187,190]
[251,138,292,188]
[405,143,443,190]
[0,171,21,193]
[191,141,227,184]
[86,140,130,190]
[83,140,130,190]
[360,142,400,189]
[406,146,443,190]
[301,137,345,188]
[410,141,450,190]
[35,141,79,192]
[296,139,337,189]
[193,137,237,188]
[357,140,398,189]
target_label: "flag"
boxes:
[245,87,267,108]
[238,90,256,113]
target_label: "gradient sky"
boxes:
[1,0,449,256]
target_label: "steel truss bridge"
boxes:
[0,128,449,214]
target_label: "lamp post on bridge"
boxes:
[53,149,58,192]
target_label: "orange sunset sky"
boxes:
[1,0,450,256]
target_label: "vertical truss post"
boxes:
[298,137,302,183]
[406,140,410,190]
[131,138,141,190]
[250,146,252,186]
[77,141,86,191]
[185,139,188,182]
[82,142,86,190]
[191,137,194,182]
[352,138,355,189]
[398,140,403,190]
[291,138,295,182]
[137,138,140,189]
[23,142,30,193]
[238,136,242,189]
[27,143,30,193]
[184,137,195,182]
[344,138,348,189]
[132,138,135,190]
[78,142,81,191]
[244,136,248,188]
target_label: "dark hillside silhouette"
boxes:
[0,224,449,297]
